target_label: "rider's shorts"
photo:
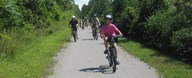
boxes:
[92,24,98,28]
[72,27,77,31]
[107,37,118,42]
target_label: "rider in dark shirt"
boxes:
[69,16,78,39]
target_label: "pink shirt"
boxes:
[101,23,119,37]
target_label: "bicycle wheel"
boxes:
[110,47,117,73]
[92,28,95,38]
[73,31,77,42]
[107,51,113,67]
[95,30,98,40]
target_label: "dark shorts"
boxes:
[92,24,98,28]
[107,37,118,42]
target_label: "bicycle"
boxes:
[92,25,98,40]
[106,36,119,73]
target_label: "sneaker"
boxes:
[116,59,120,65]
[104,50,108,54]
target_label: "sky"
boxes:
[74,0,89,10]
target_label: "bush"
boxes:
[171,28,192,59]
[143,6,176,48]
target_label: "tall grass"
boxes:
[0,21,71,78]
[0,24,35,58]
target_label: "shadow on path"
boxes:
[81,39,95,41]
[79,65,116,74]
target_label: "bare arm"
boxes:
[96,18,101,26]
[100,27,105,38]
[114,25,123,37]
[116,29,123,37]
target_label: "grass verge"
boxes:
[0,21,71,78]
[118,38,192,78]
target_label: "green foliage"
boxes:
[112,0,170,37]
[144,0,192,54]
[0,0,80,57]
[171,28,192,59]
[81,0,112,19]
[0,0,23,29]
[144,6,176,48]
[81,4,89,18]
[112,0,140,37]
[82,0,192,59]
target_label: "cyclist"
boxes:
[91,14,101,37]
[100,15,123,65]
[84,17,89,27]
[80,17,85,30]
[69,15,78,39]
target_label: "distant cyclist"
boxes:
[80,17,83,28]
[91,14,101,37]
[84,17,89,27]
[69,15,79,39]
[80,17,85,30]
[100,15,123,65]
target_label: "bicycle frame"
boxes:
[92,25,98,40]
[106,36,117,73]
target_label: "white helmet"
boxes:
[105,15,112,20]
[72,16,76,19]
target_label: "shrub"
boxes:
[143,6,176,48]
[171,27,192,59]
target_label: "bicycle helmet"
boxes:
[72,16,76,19]
[93,14,97,17]
[105,15,112,20]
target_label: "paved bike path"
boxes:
[47,28,159,78]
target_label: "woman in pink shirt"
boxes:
[100,15,123,65]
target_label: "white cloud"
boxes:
[74,0,89,10]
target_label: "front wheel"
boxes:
[107,53,113,67]
[92,28,95,37]
[110,47,117,73]
[95,31,98,40]
[73,31,77,42]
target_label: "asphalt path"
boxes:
[47,28,159,78]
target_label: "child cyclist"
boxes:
[100,15,123,65]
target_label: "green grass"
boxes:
[118,38,192,78]
[0,21,71,78]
